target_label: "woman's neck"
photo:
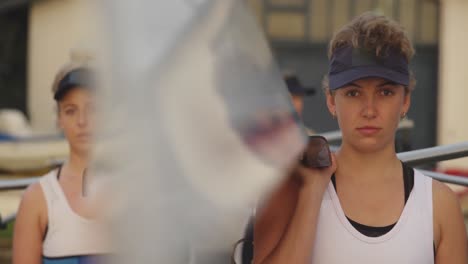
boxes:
[63,151,89,178]
[335,142,401,183]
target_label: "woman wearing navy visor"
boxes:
[13,54,110,264]
[253,12,467,264]
[283,73,315,117]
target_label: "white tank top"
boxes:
[40,168,111,258]
[311,169,433,264]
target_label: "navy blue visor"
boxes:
[328,46,409,90]
[284,75,316,96]
[54,68,94,101]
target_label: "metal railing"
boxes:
[0,140,467,228]
[418,170,468,187]
[0,177,39,227]
[0,177,39,190]
[397,141,468,166]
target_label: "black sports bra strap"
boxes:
[56,164,63,180]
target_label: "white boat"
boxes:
[0,109,68,172]
[0,136,68,172]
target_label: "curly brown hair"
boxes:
[323,12,416,93]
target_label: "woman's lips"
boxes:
[77,133,92,140]
[356,126,381,136]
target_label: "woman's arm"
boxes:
[253,156,336,264]
[12,183,47,264]
[433,180,468,264]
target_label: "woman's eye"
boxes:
[345,90,359,97]
[64,109,76,115]
[380,89,394,96]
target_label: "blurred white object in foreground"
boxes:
[0,109,32,137]
[94,0,307,263]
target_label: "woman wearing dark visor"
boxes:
[253,12,467,264]
[13,55,110,264]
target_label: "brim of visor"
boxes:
[288,86,316,96]
[329,66,409,90]
[54,82,90,101]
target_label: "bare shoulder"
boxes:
[432,179,462,227]
[17,181,47,225]
[21,181,45,207]
[432,178,467,262]
[253,177,299,263]
[13,181,48,263]
[432,179,460,210]
[256,179,298,229]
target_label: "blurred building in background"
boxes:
[246,0,467,171]
[0,0,467,170]
[247,0,439,148]
[0,0,97,134]
[0,1,28,122]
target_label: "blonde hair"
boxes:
[323,12,416,94]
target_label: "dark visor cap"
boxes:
[328,46,410,90]
[54,68,94,101]
[284,75,316,96]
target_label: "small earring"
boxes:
[400,112,407,120]
[331,112,337,119]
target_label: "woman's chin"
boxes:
[350,139,389,153]
[71,143,92,156]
